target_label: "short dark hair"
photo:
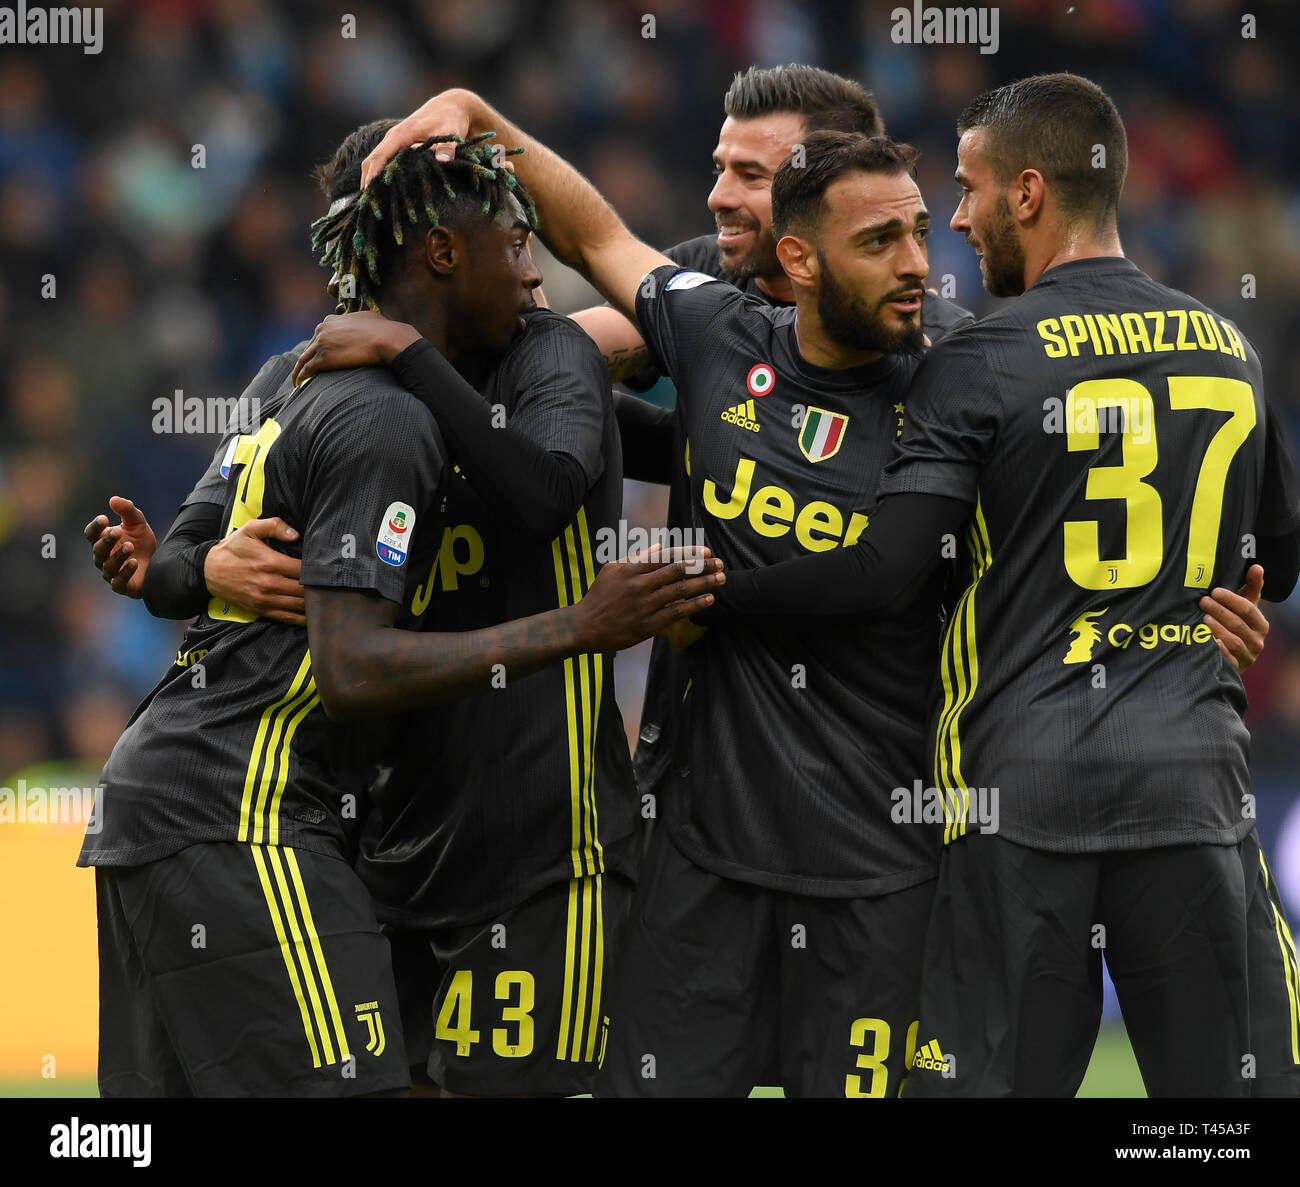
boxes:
[771,131,917,240]
[310,132,537,313]
[723,64,884,138]
[957,73,1128,226]
[312,118,400,201]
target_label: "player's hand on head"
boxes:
[84,495,156,598]
[204,517,307,627]
[1200,564,1268,674]
[359,89,490,191]
[576,545,725,652]
[292,312,422,386]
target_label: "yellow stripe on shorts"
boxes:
[556,874,606,1063]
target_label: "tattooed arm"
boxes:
[569,306,653,385]
[566,306,674,483]
[306,550,724,720]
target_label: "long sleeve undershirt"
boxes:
[711,492,968,620]
[141,499,222,619]
[612,391,675,484]
[711,491,1300,621]
[390,338,587,542]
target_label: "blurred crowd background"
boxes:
[2,0,1299,907]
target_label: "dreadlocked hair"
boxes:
[310,131,538,313]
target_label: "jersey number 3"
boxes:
[1063,376,1255,590]
[208,418,283,622]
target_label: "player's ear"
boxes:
[1014,169,1046,223]
[776,233,815,288]
[424,225,458,277]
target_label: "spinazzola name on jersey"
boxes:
[1037,308,1247,360]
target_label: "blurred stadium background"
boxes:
[1,0,1297,1097]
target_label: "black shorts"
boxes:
[388,872,632,1096]
[906,834,1251,1098]
[1243,830,1300,1097]
[95,842,410,1098]
[595,824,935,1098]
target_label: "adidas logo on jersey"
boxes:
[913,1039,953,1075]
[720,399,761,432]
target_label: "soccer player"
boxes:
[88,119,694,1098]
[287,302,641,1096]
[688,74,1300,1097]
[365,89,954,1098]
[363,83,1277,1099]
[77,135,722,1098]
[572,63,973,386]
[569,64,973,826]
[544,60,1269,908]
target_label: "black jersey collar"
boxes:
[1030,255,1142,289]
[780,318,904,392]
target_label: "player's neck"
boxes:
[1025,226,1125,288]
[755,270,795,304]
[381,292,454,362]
[792,310,883,371]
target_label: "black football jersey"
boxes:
[182,344,308,509]
[879,256,1300,852]
[355,311,638,928]
[635,263,947,895]
[78,367,447,867]
[631,237,974,806]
